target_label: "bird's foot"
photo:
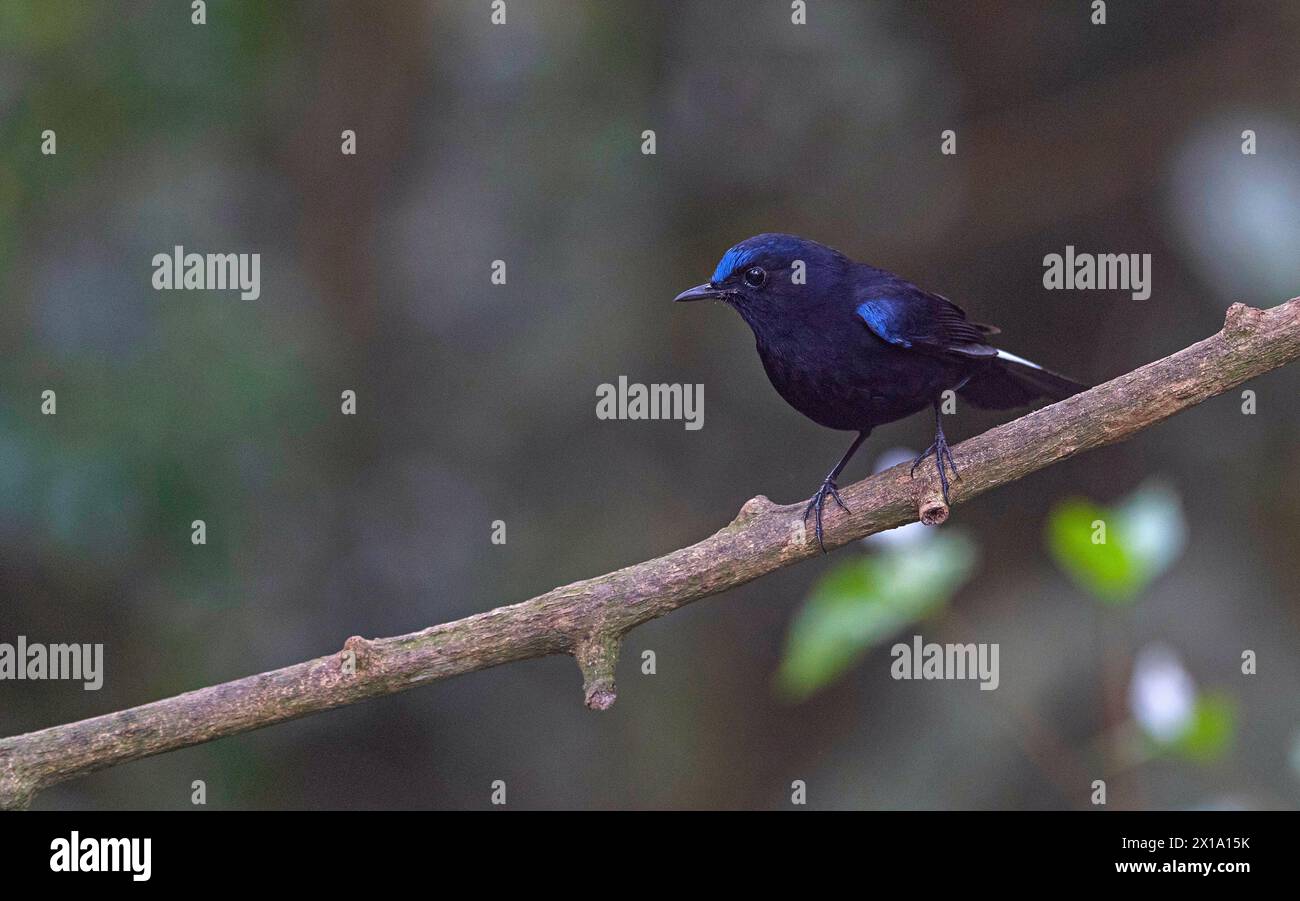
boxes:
[802,479,851,553]
[909,436,960,504]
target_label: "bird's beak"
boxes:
[674,283,726,303]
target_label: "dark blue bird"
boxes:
[675,233,1087,551]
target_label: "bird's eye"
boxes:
[743,266,767,288]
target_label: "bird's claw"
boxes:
[802,479,851,553]
[910,436,960,504]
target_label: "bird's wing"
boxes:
[933,292,999,335]
[854,287,998,359]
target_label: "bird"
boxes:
[675,233,1087,552]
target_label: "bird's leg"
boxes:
[910,400,960,503]
[803,430,868,553]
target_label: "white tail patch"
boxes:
[995,349,1043,370]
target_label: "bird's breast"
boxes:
[753,322,956,431]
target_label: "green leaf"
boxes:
[1046,480,1186,605]
[1168,693,1236,763]
[775,532,977,701]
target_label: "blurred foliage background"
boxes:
[2,0,1298,809]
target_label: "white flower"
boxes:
[1129,643,1196,743]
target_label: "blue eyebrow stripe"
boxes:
[711,246,757,284]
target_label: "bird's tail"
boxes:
[957,350,1088,410]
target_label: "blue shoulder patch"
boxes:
[855,299,912,348]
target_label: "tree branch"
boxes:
[3,298,1298,809]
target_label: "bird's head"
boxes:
[674,233,850,330]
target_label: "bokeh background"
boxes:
[2,0,1298,810]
